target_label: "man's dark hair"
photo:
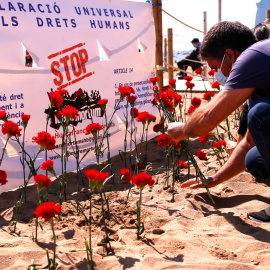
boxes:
[200,21,257,60]
[252,22,270,41]
[191,38,199,43]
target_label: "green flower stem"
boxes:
[171,146,176,203]
[136,188,143,240]
[84,239,94,270]
[104,111,113,182]
[0,137,9,166]
[49,218,57,270]
[123,101,129,168]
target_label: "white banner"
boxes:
[0,0,157,192]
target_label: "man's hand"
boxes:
[167,122,187,142]
[181,176,220,189]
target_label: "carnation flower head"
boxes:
[0,170,8,186]
[169,79,176,89]
[203,92,215,101]
[32,131,56,150]
[120,168,132,183]
[177,161,188,169]
[2,121,22,138]
[149,77,159,85]
[157,134,170,147]
[21,114,30,128]
[85,123,103,137]
[85,169,109,190]
[195,67,204,75]
[131,172,155,189]
[187,105,195,114]
[0,111,7,122]
[127,95,137,107]
[61,105,79,123]
[98,99,108,111]
[213,140,227,152]
[130,108,139,118]
[184,76,193,82]
[34,201,61,222]
[197,150,208,160]
[49,91,63,109]
[199,133,210,144]
[212,81,220,91]
[74,88,84,99]
[41,160,55,175]
[136,111,156,125]
[186,81,195,90]
[34,174,52,188]
[118,86,135,100]
[153,123,163,133]
[191,97,201,108]
[208,69,216,76]
[131,162,143,171]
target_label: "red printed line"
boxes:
[57,72,95,90]
[48,43,86,59]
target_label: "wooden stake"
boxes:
[164,38,168,72]
[168,28,173,82]
[266,10,270,22]
[203,11,207,36]
[152,0,163,89]
[218,0,222,22]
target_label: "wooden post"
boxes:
[203,11,207,36]
[218,0,222,22]
[152,0,163,89]
[266,10,270,22]
[164,38,168,72]
[168,28,173,82]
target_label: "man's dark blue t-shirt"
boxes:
[224,39,270,103]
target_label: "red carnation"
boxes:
[208,70,216,76]
[149,77,159,84]
[186,81,195,90]
[85,123,103,137]
[49,91,63,109]
[127,95,137,107]
[98,99,108,106]
[153,123,163,133]
[136,111,156,125]
[131,172,155,188]
[61,105,79,122]
[213,140,227,152]
[157,134,170,147]
[212,81,220,90]
[55,89,68,96]
[41,160,55,175]
[191,97,201,108]
[74,88,83,98]
[199,133,210,144]
[197,150,208,160]
[187,105,195,114]
[32,131,56,150]
[85,169,109,182]
[184,76,193,82]
[203,92,215,101]
[130,108,139,118]
[0,111,7,122]
[118,86,135,100]
[169,79,176,85]
[34,201,61,222]
[34,174,52,188]
[120,168,132,183]
[177,161,188,169]
[21,114,30,122]
[2,121,22,138]
[195,67,204,75]
[0,170,8,185]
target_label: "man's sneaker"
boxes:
[247,207,270,223]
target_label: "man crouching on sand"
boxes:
[167,21,270,223]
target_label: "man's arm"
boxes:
[181,129,255,188]
[167,88,255,142]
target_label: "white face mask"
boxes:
[214,54,228,86]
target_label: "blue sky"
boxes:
[128,0,261,51]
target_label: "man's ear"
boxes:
[225,49,241,62]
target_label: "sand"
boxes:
[1,92,270,270]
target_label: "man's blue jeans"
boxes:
[245,98,270,180]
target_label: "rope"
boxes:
[162,9,206,34]
[173,55,203,64]
[163,60,214,80]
